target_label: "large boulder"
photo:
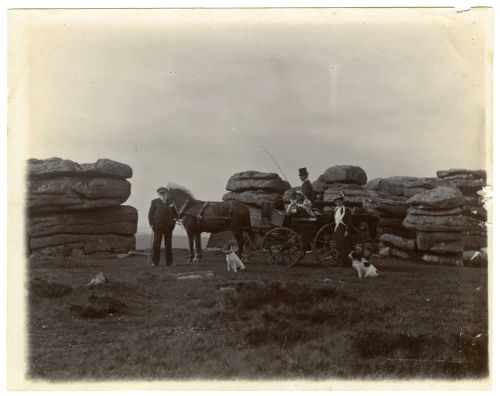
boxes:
[26,158,137,258]
[365,178,382,191]
[27,177,131,213]
[28,206,138,237]
[436,169,486,180]
[406,186,464,209]
[436,169,486,194]
[463,203,487,221]
[29,234,136,257]
[403,213,465,232]
[426,240,464,254]
[224,171,290,208]
[407,207,462,216]
[311,180,329,193]
[377,226,416,239]
[379,234,416,251]
[365,176,418,196]
[317,165,367,185]
[403,178,448,198]
[362,193,409,217]
[463,235,487,250]
[378,217,409,229]
[323,183,369,207]
[390,248,411,259]
[447,179,486,194]
[463,216,487,235]
[416,231,463,251]
[422,253,464,266]
[226,171,290,193]
[223,190,283,207]
[28,158,133,179]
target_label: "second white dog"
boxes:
[349,251,379,278]
[223,245,246,272]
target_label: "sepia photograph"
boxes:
[7,6,493,390]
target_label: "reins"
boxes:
[175,198,236,225]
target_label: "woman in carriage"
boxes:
[286,190,315,217]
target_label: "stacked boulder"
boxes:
[403,186,465,266]
[223,171,290,208]
[363,176,419,259]
[207,171,290,249]
[402,177,448,198]
[365,176,417,197]
[315,165,369,210]
[363,191,415,259]
[437,169,488,266]
[27,158,138,259]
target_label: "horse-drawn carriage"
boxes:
[168,184,378,266]
[247,202,378,269]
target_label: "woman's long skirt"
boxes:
[334,223,353,267]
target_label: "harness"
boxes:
[176,199,235,229]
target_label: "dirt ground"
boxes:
[27,249,488,381]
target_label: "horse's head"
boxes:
[166,182,195,208]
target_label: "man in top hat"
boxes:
[299,167,314,204]
[148,186,179,266]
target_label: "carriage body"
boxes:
[251,202,378,269]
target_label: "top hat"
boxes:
[157,186,168,193]
[298,167,308,176]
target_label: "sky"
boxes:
[12,8,492,233]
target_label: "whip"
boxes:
[259,146,290,183]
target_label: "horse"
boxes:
[167,184,254,263]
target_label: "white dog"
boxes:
[222,245,246,272]
[349,251,379,278]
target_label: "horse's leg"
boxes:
[194,233,203,262]
[233,230,244,259]
[187,230,195,263]
[197,233,203,260]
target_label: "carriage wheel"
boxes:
[261,227,304,267]
[313,223,365,269]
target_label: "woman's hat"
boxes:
[332,192,345,201]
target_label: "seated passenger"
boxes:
[286,191,315,217]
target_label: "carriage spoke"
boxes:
[313,223,341,269]
[262,227,304,267]
[313,223,364,269]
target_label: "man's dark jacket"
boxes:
[301,179,314,203]
[148,198,178,230]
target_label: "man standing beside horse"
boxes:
[148,186,179,266]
